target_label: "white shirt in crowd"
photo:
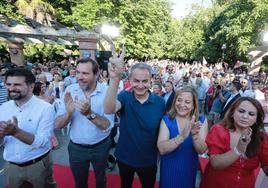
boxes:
[0,96,54,163]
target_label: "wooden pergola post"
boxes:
[77,34,98,61]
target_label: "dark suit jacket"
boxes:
[162,90,175,112]
[221,93,241,118]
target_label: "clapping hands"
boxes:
[180,116,201,140]
[0,117,18,137]
[64,92,91,116]
[181,116,201,139]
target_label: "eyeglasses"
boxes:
[214,82,219,84]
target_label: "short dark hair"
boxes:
[252,78,260,84]
[76,57,99,75]
[232,80,241,90]
[5,67,36,85]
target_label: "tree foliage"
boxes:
[1,0,268,65]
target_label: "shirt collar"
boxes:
[12,95,35,109]
[131,91,155,104]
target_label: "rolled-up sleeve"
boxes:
[31,105,55,148]
[102,113,114,132]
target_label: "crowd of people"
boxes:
[0,51,268,188]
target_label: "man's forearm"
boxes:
[13,129,35,145]
[55,112,72,129]
[104,78,120,114]
[86,114,110,130]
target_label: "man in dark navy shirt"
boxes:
[104,49,165,188]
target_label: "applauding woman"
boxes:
[157,86,208,188]
[200,97,268,188]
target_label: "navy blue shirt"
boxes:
[115,90,166,167]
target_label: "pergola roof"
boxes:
[0,14,99,45]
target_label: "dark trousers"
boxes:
[117,160,157,188]
[68,137,111,188]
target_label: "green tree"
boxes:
[117,0,172,58]
[15,0,55,25]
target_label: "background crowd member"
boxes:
[33,81,54,104]
[33,81,58,149]
[221,79,241,118]
[196,76,207,114]
[0,66,8,105]
[239,78,248,96]
[55,58,114,188]
[162,64,177,83]
[244,79,264,101]
[98,69,110,85]
[151,82,163,96]
[49,72,65,99]
[207,80,231,128]
[105,57,166,188]
[0,68,56,188]
[162,80,175,112]
[206,79,217,113]
[157,86,208,188]
[260,90,268,133]
[200,97,268,188]
[64,68,77,88]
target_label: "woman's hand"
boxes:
[236,127,252,154]
[191,121,201,136]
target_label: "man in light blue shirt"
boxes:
[55,58,114,188]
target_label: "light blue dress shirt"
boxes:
[56,83,114,145]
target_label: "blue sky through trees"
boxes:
[171,0,211,18]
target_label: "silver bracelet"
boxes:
[233,147,242,156]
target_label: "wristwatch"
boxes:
[88,113,96,120]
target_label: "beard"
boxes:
[8,91,25,100]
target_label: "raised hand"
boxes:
[191,121,201,136]
[180,120,193,140]
[64,92,75,114]
[108,41,126,80]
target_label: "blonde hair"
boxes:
[168,85,199,121]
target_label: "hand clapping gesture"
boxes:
[64,91,75,114]
[180,116,201,141]
[74,96,91,116]
[64,92,92,116]
[0,117,19,137]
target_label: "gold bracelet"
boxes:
[174,137,179,145]
[174,136,184,145]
